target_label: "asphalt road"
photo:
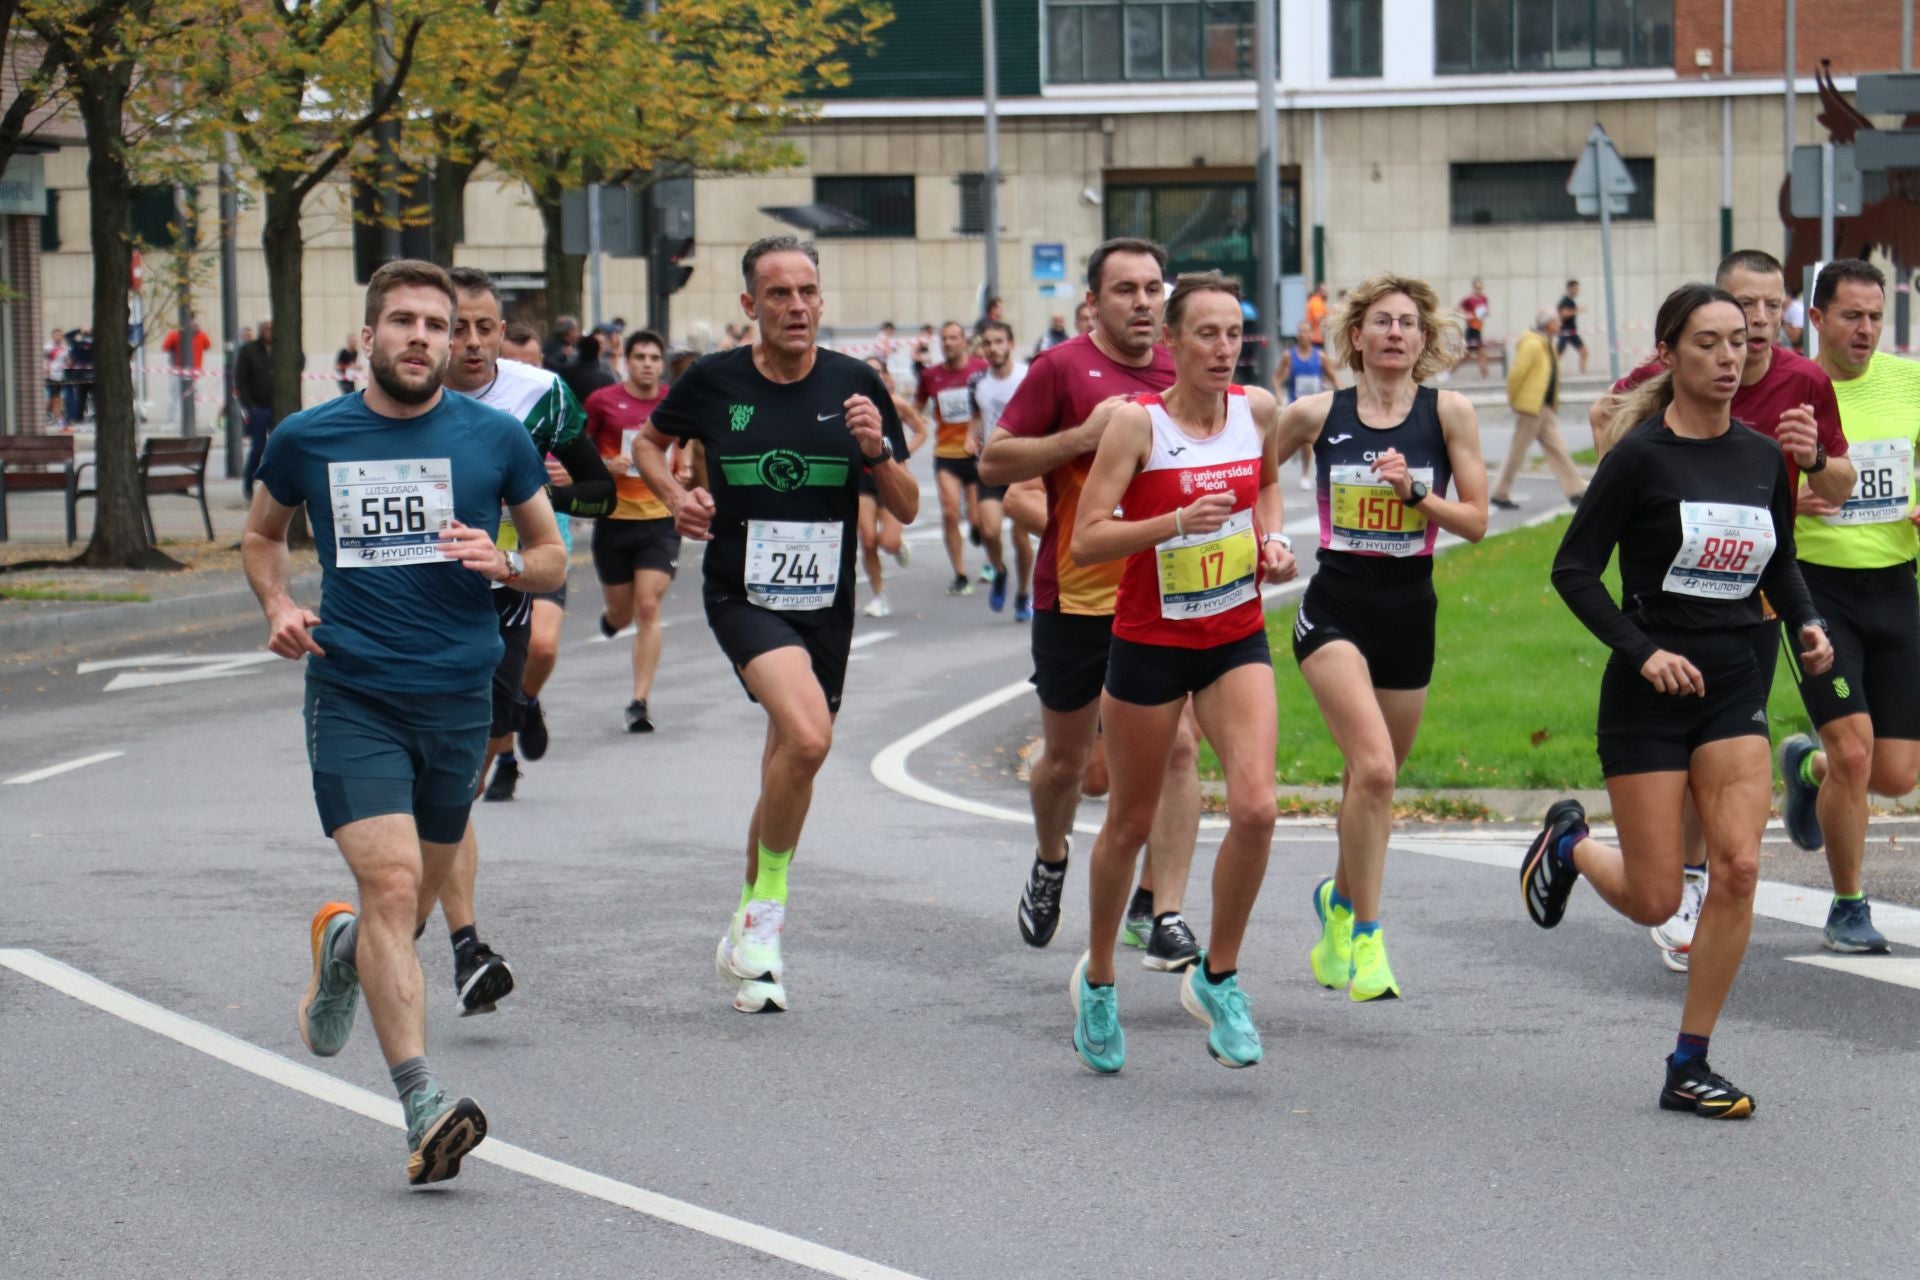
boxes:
[4,460,1918,1279]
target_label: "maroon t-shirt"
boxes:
[996,334,1175,614]
[1611,345,1844,503]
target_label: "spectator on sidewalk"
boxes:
[1490,308,1586,511]
[234,320,275,499]
[1782,280,1806,350]
[1457,280,1490,378]
[333,331,359,396]
[1557,280,1587,373]
[62,329,95,426]
[44,327,67,428]
[543,315,579,373]
[163,314,214,423]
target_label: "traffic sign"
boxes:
[1856,129,1920,173]
[1790,144,1863,217]
[1856,73,1920,115]
[1567,124,1635,217]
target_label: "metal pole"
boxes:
[587,182,604,331]
[175,184,196,437]
[1720,0,1733,257]
[980,0,1000,311]
[1900,0,1913,350]
[1820,139,1836,263]
[1596,134,1621,382]
[1253,0,1279,387]
[1783,0,1796,258]
[1311,108,1325,287]
[1907,0,1914,72]
[373,2,401,263]
[219,142,242,476]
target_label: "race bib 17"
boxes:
[1156,508,1257,619]
[745,519,842,611]
[1663,501,1776,599]
[329,458,454,568]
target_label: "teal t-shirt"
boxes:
[256,390,548,693]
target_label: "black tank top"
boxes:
[1313,385,1452,590]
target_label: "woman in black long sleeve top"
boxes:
[1522,284,1833,1120]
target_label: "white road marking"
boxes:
[849,630,897,649]
[4,751,125,786]
[1787,955,1920,990]
[77,651,281,692]
[0,948,924,1280]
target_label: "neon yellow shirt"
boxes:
[1795,352,1920,569]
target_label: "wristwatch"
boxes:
[502,549,524,585]
[863,437,894,468]
[1806,442,1828,474]
[1405,479,1431,507]
[1261,532,1292,551]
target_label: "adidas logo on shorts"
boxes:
[1293,608,1314,643]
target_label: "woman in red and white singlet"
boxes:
[1065,274,1297,1074]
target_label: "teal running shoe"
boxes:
[298,902,360,1057]
[1070,952,1125,1074]
[1180,958,1262,1068]
[404,1086,488,1186]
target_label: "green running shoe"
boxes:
[404,1086,488,1186]
[1180,959,1262,1067]
[1121,898,1152,950]
[298,902,360,1057]
[1309,878,1354,990]
[1348,928,1401,1001]
[1070,952,1125,1074]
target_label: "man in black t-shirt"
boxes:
[636,235,916,1014]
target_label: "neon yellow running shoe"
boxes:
[1348,928,1401,1002]
[1309,878,1353,990]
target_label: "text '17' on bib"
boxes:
[1157,508,1258,619]
[1328,465,1431,556]
[745,519,842,611]
[1664,502,1776,599]
[330,458,455,569]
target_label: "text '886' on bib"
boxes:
[1156,508,1258,618]
[330,458,454,568]
[1824,437,1913,526]
[745,519,842,610]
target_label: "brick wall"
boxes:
[1677,0,1920,77]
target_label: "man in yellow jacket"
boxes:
[1489,308,1587,510]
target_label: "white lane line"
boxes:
[849,630,897,650]
[4,751,124,786]
[0,949,923,1280]
[1787,955,1920,990]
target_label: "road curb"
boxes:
[0,573,319,654]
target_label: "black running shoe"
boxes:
[1660,1058,1755,1119]
[1018,849,1068,948]
[1778,734,1823,851]
[625,699,654,733]
[1522,798,1585,928]
[1142,913,1201,973]
[598,613,618,639]
[1489,495,1522,511]
[518,699,549,761]
[482,757,519,802]
[455,942,515,1017]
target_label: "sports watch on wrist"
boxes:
[1405,479,1431,507]
[1261,532,1292,551]
[863,437,893,468]
[502,549,524,585]
[1805,442,1828,474]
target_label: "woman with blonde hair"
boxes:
[1275,273,1489,1002]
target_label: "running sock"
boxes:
[1670,1032,1711,1068]
[1204,963,1237,985]
[1799,750,1820,786]
[1834,891,1866,904]
[390,1056,435,1108]
[1130,887,1155,918]
[1329,887,1354,915]
[450,924,479,966]
[1152,910,1182,927]
[1554,823,1589,872]
[523,694,539,709]
[498,749,517,766]
[1352,920,1381,938]
[1684,862,1707,875]
[330,915,358,969]
[752,845,793,904]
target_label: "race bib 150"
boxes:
[1327,465,1431,556]
[330,458,454,568]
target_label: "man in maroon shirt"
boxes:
[1588,248,1855,974]
[979,237,1202,972]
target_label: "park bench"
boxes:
[0,434,79,543]
[72,435,215,544]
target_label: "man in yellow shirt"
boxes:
[1490,309,1586,510]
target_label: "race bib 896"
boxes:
[1663,502,1775,599]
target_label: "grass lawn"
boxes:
[1207,515,1814,790]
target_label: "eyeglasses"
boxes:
[1365,315,1423,333]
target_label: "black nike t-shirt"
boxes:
[649,345,908,619]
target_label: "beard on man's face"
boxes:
[371,345,445,405]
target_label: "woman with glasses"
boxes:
[1275,274,1489,1002]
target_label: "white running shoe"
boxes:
[1298,474,1313,490]
[1651,867,1707,972]
[717,902,790,1012]
[863,595,892,618]
[893,543,910,568]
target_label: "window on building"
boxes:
[1046,1,1271,84]
[130,184,187,249]
[1450,158,1655,225]
[956,173,995,236]
[41,190,58,252]
[1105,176,1301,279]
[1330,0,1382,78]
[1434,0,1671,73]
[813,175,916,238]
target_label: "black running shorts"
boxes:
[1290,574,1438,691]
[706,593,852,715]
[934,455,980,486]
[592,516,681,586]
[490,620,531,739]
[1030,607,1114,713]
[1105,630,1271,707]
[1595,628,1770,777]
[1792,561,1920,737]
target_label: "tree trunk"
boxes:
[428,155,474,267]
[263,177,312,547]
[75,69,178,569]
[538,179,583,326]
